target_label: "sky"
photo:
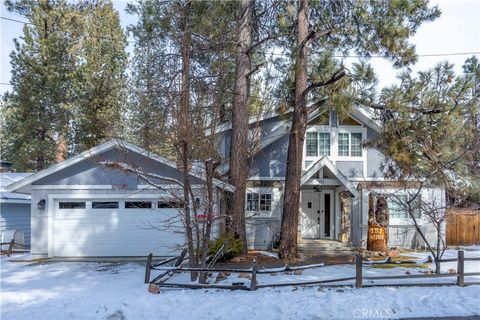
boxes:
[0,0,479,96]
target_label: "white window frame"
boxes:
[246,192,272,212]
[303,125,367,175]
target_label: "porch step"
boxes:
[298,239,356,253]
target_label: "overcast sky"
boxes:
[1,0,479,96]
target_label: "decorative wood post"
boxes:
[367,193,389,252]
[355,253,363,288]
[457,250,464,287]
[145,253,153,283]
[250,259,257,291]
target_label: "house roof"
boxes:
[6,139,235,194]
[301,157,359,197]
[207,103,380,137]
[0,173,32,203]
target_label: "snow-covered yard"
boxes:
[1,249,479,320]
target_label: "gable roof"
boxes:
[301,157,359,197]
[0,173,32,203]
[7,139,235,194]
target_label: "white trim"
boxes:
[301,157,359,197]
[247,177,286,181]
[302,178,341,186]
[32,185,113,190]
[0,199,31,204]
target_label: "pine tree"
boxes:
[278,0,441,260]
[1,0,128,170]
[71,0,128,152]
[371,60,480,205]
[1,0,78,171]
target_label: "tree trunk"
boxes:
[278,0,309,261]
[227,0,253,253]
[178,3,197,281]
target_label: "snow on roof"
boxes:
[0,173,33,201]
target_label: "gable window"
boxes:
[92,202,119,209]
[125,201,152,209]
[246,192,272,211]
[318,133,330,156]
[59,202,86,209]
[351,133,362,157]
[338,133,350,156]
[306,132,318,156]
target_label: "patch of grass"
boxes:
[370,263,429,269]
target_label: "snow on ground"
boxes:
[1,249,479,320]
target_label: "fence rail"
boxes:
[145,250,480,293]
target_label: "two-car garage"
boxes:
[52,197,185,257]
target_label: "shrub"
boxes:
[208,234,244,261]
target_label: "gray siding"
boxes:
[0,203,31,246]
[249,134,289,178]
[33,147,203,187]
[336,161,363,178]
[366,148,386,178]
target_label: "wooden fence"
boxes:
[446,209,480,246]
[145,250,480,292]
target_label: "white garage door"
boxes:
[53,199,185,257]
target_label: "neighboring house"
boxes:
[6,141,234,258]
[212,106,445,251]
[0,165,33,247]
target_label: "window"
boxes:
[59,202,86,209]
[158,201,182,208]
[246,193,259,211]
[338,133,350,156]
[260,194,272,211]
[125,201,152,209]
[306,132,318,156]
[387,195,421,219]
[351,133,362,157]
[246,192,272,211]
[318,133,330,156]
[92,202,119,209]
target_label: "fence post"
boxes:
[457,250,464,287]
[355,253,363,288]
[250,259,257,291]
[145,253,153,283]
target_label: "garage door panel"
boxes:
[53,201,185,257]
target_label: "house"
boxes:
[7,105,445,258]
[212,105,446,251]
[0,162,33,247]
[6,140,234,258]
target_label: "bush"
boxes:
[208,234,244,262]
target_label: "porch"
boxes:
[297,157,358,253]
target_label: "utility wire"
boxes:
[2,15,480,59]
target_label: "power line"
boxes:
[2,15,479,58]
[0,83,13,86]
[0,16,32,25]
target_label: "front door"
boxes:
[301,190,334,239]
[320,191,334,239]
